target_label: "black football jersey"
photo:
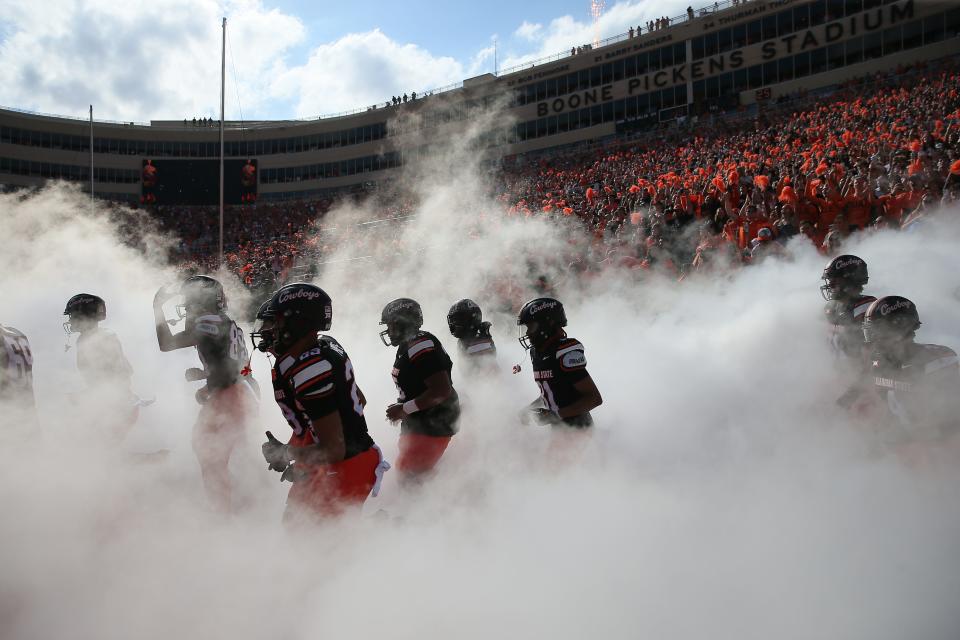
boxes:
[273,335,374,458]
[530,336,593,427]
[870,342,960,436]
[187,313,249,390]
[392,331,460,437]
[457,335,497,359]
[824,295,876,361]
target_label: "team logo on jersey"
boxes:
[533,369,554,380]
[833,256,864,270]
[878,299,913,316]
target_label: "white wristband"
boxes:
[402,399,420,415]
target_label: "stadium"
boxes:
[3,0,960,638]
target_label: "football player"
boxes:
[254,283,387,523]
[0,324,37,433]
[63,294,138,441]
[154,275,258,512]
[861,296,959,442]
[381,298,460,482]
[517,298,602,428]
[447,298,497,372]
[821,255,876,362]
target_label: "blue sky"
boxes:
[0,0,692,121]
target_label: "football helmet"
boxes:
[250,297,277,353]
[63,293,106,334]
[270,283,332,352]
[863,296,921,345]
[517,297,567,350]
[820,255,868,301]
[177,275,226,319]
[447,299,483,339]
[380,298,423,346]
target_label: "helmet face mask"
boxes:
[250,300,277,354]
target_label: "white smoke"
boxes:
[1,156,960,640]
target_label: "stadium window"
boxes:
[578,69,589,89]
[658,88,672,109]
[693,79,706,101]
[625,96,638,118]
[719,71,733,96]
[569,110,581,130]
[706,76,720,98]
[704,32,718,57]
[794,51,811,78]
[661,45,674,67]
[648,49,661,72]
[637,93,649,113]
[845,37,863,65]
[0,127,10,143]
[746,19,762,45]
[810,47,827,74]
[812,1,831,26]
[717,29,732,54]
[588,67,601,88]
[733,68,748,90]
[536,81,547,101]
[601,63,613,84]
[762,60,778,85]
[845,0,862,17]
[566,72,578,93]
[793,5,810,31]
[590,104,602,126]
[827,43,844,69]
[613,59,625,82]
[692,36,705,60]
[732,24,747,49]
[547,116,558,135]
[674,43,685,64]
[762,15,777,41]
[863,0,881,9]
[536,118,547,138]
[0,157,9,173]
[557,74,568,95]
[747,64,762,89]
[903,20,923,49]
[40,162,51,178]
[882,26,902,55]
[649,90,661,111]
[924,14,945,44]
[778,57,794,82]
[946,8,960,38]
[863,32,882,60]
[347,129,356,145]
[625,55,636,78]
[558,112,570,133]
[636,53,648,75]
[676,84,687,104]
[826,0,844,22]
[777,10,792,37]
[545,78,557,99]
[612,100,624,121]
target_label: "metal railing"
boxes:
[3,0,749,128]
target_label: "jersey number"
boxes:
[5,336,33,382]
[344,360,364,416]
[229,324,248,362]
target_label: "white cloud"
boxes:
[272,29,468,118]
[499,0,695,71]
[514,21,543,41]
[0,0,305,121]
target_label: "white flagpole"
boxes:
[89,105,94,211]
[219,16,226,266]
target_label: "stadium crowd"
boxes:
[154,58,960,300]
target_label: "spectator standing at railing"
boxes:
[687,6,694,20]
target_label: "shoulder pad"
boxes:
[194,322,221,337]
[556,340,586,369]
[918,344,959,375]
[407,336,436,360]
[852,296,877,319]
